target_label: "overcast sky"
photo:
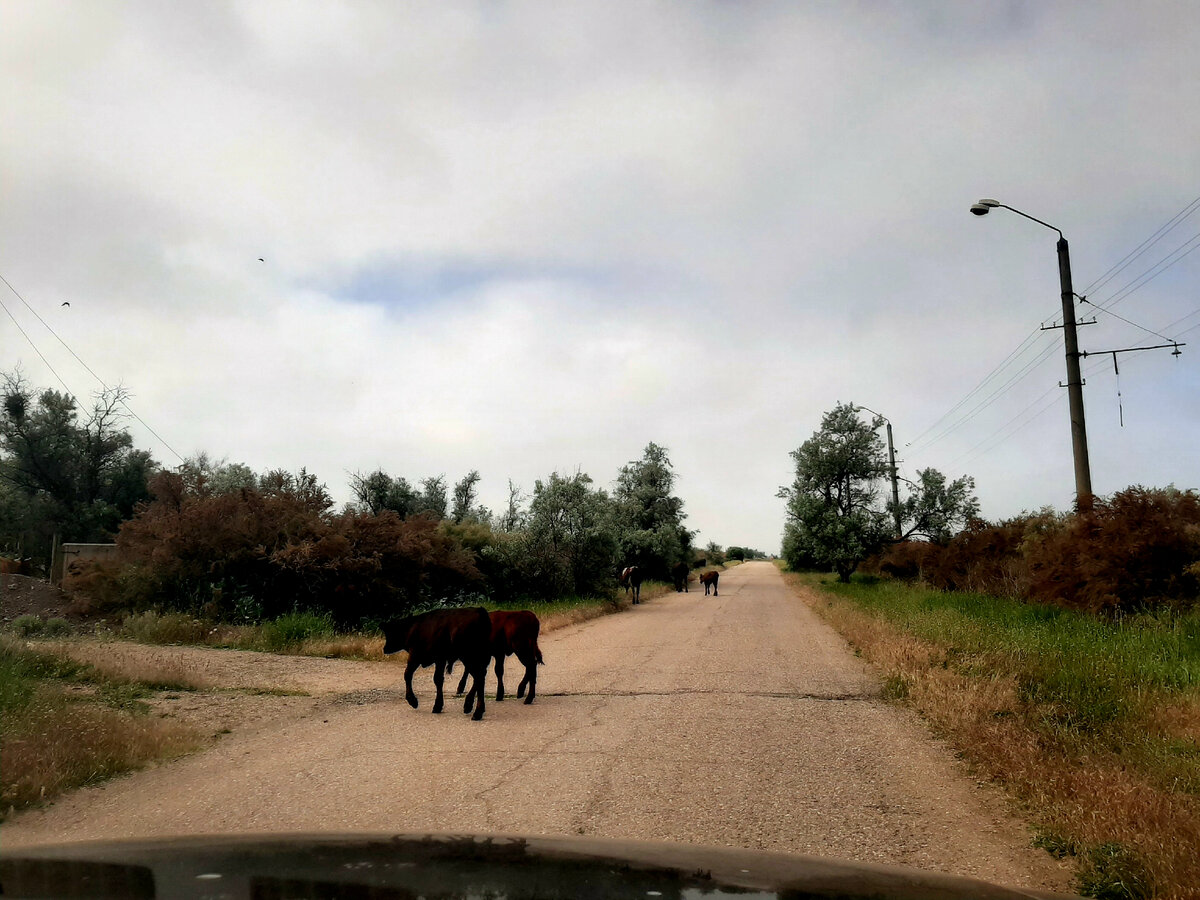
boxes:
[3,1,1198,553]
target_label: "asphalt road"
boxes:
[1,561,1071,892]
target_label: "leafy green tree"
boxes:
[897,468,980,544]
[526,471,618,598]
[779,403,892,581]
[349,469,417,517]
[417,475,448,519]
[1,372,155,562]
[612,442,693,578]
[781,403,980,580]
[451,470,484,523]
[498,479,526,532]
[178,453,257,497]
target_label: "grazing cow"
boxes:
[619,565,643,604]
[382,607,491,721]
[453,610,544,704]
[671,561,689,593]
[699,570,719,596]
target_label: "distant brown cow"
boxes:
[699,570,719,596]
[453,609,544,704]
[382,607,491,721]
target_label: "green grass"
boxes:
[824,577,1200,739]
[798,573,1200,898]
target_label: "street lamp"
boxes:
[971,199,1093,506]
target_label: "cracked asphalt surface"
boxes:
[1,562,1072,892]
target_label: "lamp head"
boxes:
[970,198,1001,216]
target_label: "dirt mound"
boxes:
[0,574,82,624]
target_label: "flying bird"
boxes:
[258,258,264,262]
[61,301,70,307]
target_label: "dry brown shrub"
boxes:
[1025,486,1200,614]
[867,541,942,582]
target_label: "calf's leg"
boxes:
[432,660,445,714]
[494,653,506,701]
[516,650,537,704]
[404,658,420,709]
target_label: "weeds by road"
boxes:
[100,583,675,660]
[0,636,202,817]
[784,569,1200,900]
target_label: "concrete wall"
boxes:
[54,543,118,589]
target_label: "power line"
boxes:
[0,272,184,462]
[952,388,1066,468]
[1159,306,1200,333]
[1088,229,1200,312]
[1079,193,1200,298]
[0,292,80,402]
[1081,297,1179,344]
[907,331,1061,455]
[905,326,1053,450]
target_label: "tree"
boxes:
[779,403,892,581]
[178,453,257,497]
[1,371,155,562]
[781,403,980,580]
[612,442,693,579]
[451,470,483,523]
[416,475,448,519]
[498,479,526,532]
[896,468,980,544]
[525,471,617,598]
[349,469,417,517]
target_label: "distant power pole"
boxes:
[885,422,901,538]
[858,405,902,539]
[1055,237,1093,506]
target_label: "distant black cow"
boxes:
[382,607,491,721]
[453,609,544,704]
[699,570,719,596]
[671,561,689,593]
[619,565,643,604]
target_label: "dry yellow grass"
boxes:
[784,571,1200,900]
[2,693,202,815]
[37,641,223,690]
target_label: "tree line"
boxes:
[1,374,714,625]
[781,401,1200,613]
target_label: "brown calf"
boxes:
[382,607,491,721]
[454,610,544,704]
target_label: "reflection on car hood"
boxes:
[0,831,1082,899]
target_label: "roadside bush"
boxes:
[868,541,942,582]
[121,611,210,645]
[77,475,481,628]
[257,611,335,652]
[1025,486,1200,615]
[922,512,1058,597]
[12,615,44,637]
[42,618,71,637]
